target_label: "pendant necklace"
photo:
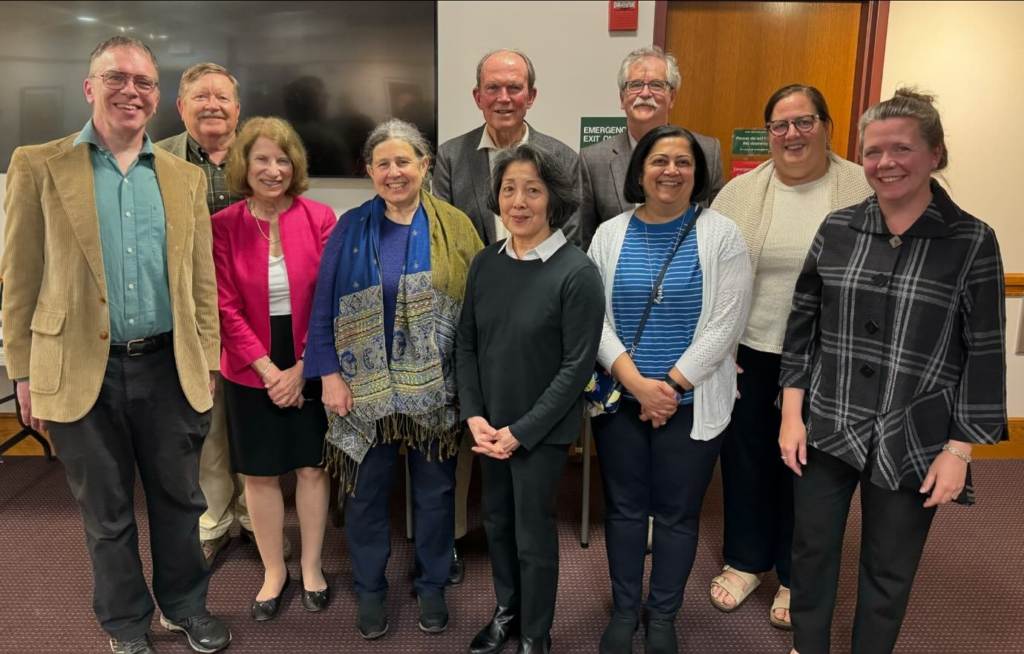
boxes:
[248,199,281,243]
[641,213,685,305]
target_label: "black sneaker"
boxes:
[109,634,157,654]
[417,593,449,633]
[599,610,639,654]
[644,617,678,654]
[356,597,389,640]
[159,611,231,653]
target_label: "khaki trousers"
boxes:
[198,376,250,540]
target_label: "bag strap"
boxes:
[627,205,702,357]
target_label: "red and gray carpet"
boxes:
[1,456,1021,653]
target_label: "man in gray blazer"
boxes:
[576,46,724,250]
[434,48,579,247]
[433,48,580,595]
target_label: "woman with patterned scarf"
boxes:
[304,118,483,640]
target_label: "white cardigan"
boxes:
[588,208,752,440]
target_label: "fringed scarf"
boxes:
[326,189,483,493]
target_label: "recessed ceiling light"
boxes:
[77,16,97,22]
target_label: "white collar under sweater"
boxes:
[587,207,752,441]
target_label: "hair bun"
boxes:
[893,85,938,106]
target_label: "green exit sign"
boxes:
[580,117,627,149]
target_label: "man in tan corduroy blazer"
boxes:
[0,37,231,653]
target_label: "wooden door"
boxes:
[665,1,864,180]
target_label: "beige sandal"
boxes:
[770,585,792,630]
[709,565,762,612]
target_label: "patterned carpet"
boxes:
[0,455,1022,653]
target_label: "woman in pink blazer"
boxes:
[212,117,336,620]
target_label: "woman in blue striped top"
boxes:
[588,125,752,654]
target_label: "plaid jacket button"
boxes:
[872,273,888,287]
[860,364,876,377]
[864,319,879,334]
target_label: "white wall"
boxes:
[0,0,657,409]
[882,0,1023,416]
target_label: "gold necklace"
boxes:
[248,199,280,243]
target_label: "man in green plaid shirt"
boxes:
[156,62,292,567]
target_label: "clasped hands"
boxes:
[260,360,307,409]
[631,377,680,429]
[467,416,520,460]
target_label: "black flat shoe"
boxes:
[417,593,449,633]
[600,610,639,654]
[251,575,290,621]
[645,617,678,654]
[302,570,330,612]
[470,605,519,654]
[356,597,389,640]
[518,634,552,654]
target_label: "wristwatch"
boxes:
[663,375,687,395]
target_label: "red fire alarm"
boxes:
[609,0,639,32]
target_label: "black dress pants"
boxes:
[592,401,722,617]
[479,441,570,640]
[791,447,937,654]
[719,344,794,586]
[48,347,212,641]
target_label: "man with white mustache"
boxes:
[2,37,231,653]
[575,46,724,250]
[156,63,295,568]
[433,48,581,589]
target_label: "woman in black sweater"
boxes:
[457,143,605,654]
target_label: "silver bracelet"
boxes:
[260,360,272,379]
[942,443,972,463]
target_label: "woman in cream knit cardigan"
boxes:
[707,85,872,629]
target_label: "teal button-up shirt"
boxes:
[74,120,173,343]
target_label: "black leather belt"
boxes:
[110,332,172,357]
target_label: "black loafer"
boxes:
[645,617,678,654]
[600,610,639,654]
[417,593,449,633]
[357,597,389,640]
[301,569,330,612]
[448,544,465,585]
[518,634,552,654]
[470,605,519,654]
[250,576,290,622]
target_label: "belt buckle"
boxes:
[125,338,147,356]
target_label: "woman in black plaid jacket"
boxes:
[778,88,1007,654]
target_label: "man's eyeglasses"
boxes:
[766,115,820,136]
[91,70,159,94]
[624,79,673,95]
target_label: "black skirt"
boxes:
[225,314,328,476]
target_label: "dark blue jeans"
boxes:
[345,437,456,600]
[593,400,722,617]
